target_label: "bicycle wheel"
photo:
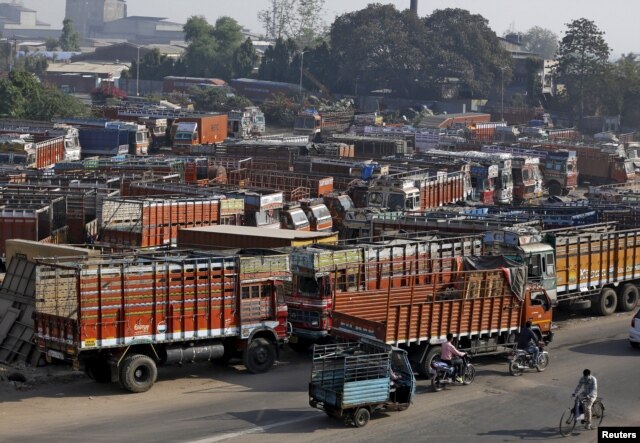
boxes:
[559,407,576,436]
[591,400,605,427]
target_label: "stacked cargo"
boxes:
[100,196,244,247]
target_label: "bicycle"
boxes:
[559,396,605,436]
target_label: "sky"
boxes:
[21,0,640,57]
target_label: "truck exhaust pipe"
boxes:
[164,344,225,365]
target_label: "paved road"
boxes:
[1,312,638,443]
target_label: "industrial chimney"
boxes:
[410,0,418,15]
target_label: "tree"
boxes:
[522,26,558,59]
[556,18,611,123]
[232,38,259,78]
[523,56,543,106]
[45,38,59,51]
[0,70,88,119]
[190,86,253,113]
[258,0,326,48]
[91,82,127,105]
[15,54,49,76]
[424,8,513,98]
[127,48,185,81]
[258,37,299,83]
[328,5,429,98]
[59,18,80,51]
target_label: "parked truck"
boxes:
[172,114,228,152]
[228,107,265,138]
[299,199,333,232]
[286,234,483,350]
[78,127,130,157]
[34,251,290,393]
[482,145,578,196]
[330,257,554,377]
[294,110,354,142]
[484,224,640,315]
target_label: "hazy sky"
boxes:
[22,0,639,56]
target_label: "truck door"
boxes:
[526,290,553,335]
[240,283,274,326]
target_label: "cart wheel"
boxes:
[353,408,370,428]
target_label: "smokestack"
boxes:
[410,0,418,15]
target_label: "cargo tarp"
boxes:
[463,255,526,300]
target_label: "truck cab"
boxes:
[484,227,558,305]
[323,194,354,228]
[542,150,578,195]
[512,157,544,203]
[365,179,421,211]
[174,122,198,147]
[300,199,333,232]
[470,163,497,204]
[281,206,311,231]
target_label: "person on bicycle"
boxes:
[573,368,598,430]
[517,320,540,364]
[441,333,466,383]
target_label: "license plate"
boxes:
[47,350,65,360]
[289,335,298,344]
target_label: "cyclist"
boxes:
[572,369,598,430]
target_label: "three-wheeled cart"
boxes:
[308,339,415,427]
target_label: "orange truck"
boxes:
[285,233,484,350]
[485,224,640,315]
[172,114,228,152]
[34,251,290,392]
[330,257,554,377]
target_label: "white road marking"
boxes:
[186,413,322,443]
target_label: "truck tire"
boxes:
[85,358,111,383]
[420,346,442,379]
[353,408,370,428]
[119,354,157,393]
[617,284,639,312]
[243,338,276,374]
[592,288,618,316]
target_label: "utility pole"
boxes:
[136,45,140,96]
[500,67,506,122]
[299,50,307,99]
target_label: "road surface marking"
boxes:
[186,413,321,443]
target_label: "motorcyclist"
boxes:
[573,368,598,430]
[517,320,540,365]
[441,333,466,383]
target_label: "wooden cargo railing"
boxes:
[333,266,523,345]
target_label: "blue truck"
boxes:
[78,128,130,158]
[309,339,415,427]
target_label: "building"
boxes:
[65,0,126,38]
[44,60,130,93]
[0,2,58,39]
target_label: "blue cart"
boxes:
[309,339,415,427]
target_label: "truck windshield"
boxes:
[338,196,353,211]
[296,275,331,298]
[312,206,331,220]
[388,193,405,211]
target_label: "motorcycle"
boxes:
[430,354,475,391]
[508,342,549,376]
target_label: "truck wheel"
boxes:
[420,347,442,378]
[243,338,276,374]
[119,354,157,393]
[617,284,639,312]
[353,408,370,428]
[85,358,111,383]
[592,288,618,316]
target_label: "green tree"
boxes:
[0,70,88,119]
[190,86,253,112]
[523,56,543,106]
[522,26,558,59]
[556,18,611,124]
[211,17,245,78]
[258,37,299,83]
[424,9,513,98]
[59,18,81,51]
[15,55,49,76]
[329,5,429,98]
[127,48,185,81]
[45,38,59,51]
[232,38,259,78]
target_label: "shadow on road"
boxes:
[226,408,353,432]
[568,339,636,357]
[477,426,563,440]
